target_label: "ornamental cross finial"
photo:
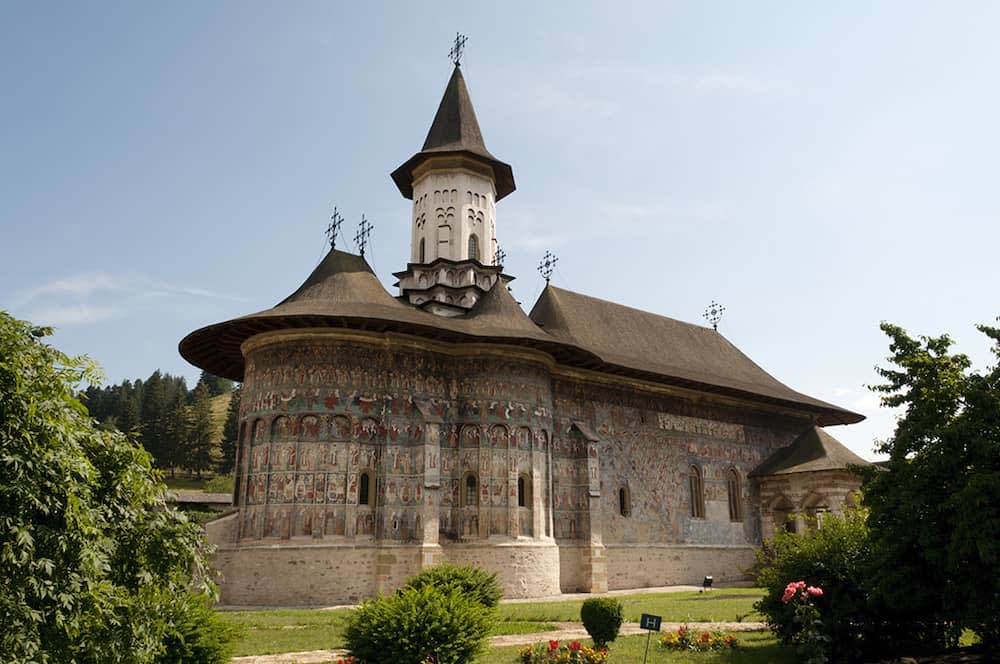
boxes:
[538,250,558,284]
[326,206,343,249]
[449,32,468,66]
[354,214,373,257]
[703,300,726,331]
[494,244,506,269]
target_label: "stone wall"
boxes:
[604,544,755,590]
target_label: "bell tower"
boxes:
[391,54,516,317]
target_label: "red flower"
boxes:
[807,585,824,598]
[569,641,581,651]
[549,640,559,651]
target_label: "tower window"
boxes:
[419,237,426,263]
[359,472,371,505]
[689,465,705,518]
[468,234,480,262]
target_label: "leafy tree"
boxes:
[0,311,232,663]
[863,321,1000,649]
[219,386,241,475]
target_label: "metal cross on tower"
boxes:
[703,300,726,331]
[448,32,468,66]
[326,206,343,249]
[538,250,558,283]
[354,214,372,257]
[493,244,506,269]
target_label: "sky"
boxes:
[3,2,999,461]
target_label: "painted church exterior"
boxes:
[180,64,868,606]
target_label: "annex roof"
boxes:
[750,425,872,476]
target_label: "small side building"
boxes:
[752,426,870,534]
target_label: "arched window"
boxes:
[727,469,742,521]
[619,486,631,517]
[418,237,426,263]
[359,472,371,506]
[689,465,705,518]
[468,234,480,262]
[463,473,478,507]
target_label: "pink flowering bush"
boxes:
[517,640,609,663]
[780,580,829,664]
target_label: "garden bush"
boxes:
[343,583,494,664]
[154,592,242,664]
[754,508,908,662]
[402,562,503,608]
[579,597,624,647]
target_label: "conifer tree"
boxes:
[185,381,215,478]
[219,386,241,474]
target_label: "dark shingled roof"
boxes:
[391,65,515,201]
[178,249,583,382]
[180,251,862,427]
[750,425,872,476]
[528,285,863,426]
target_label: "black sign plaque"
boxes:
[639,613,662,631]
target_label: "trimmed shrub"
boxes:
[402,562,503,608]
[579,597,624,647]
[154,592,242,664]
[344,584,494,664]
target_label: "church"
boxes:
[180,56,869,606]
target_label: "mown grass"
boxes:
[497,589,764,624]
[221,589,766,657]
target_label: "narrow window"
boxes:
[517,476,526,507]
[689,465,704,518]
[619,486,631,516]
[468,234,480,262]
[359,472,370,505]
[727,469,742,521]
[419,237,426,263]
[463,473,478,507]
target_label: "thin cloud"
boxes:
[23,304,121,326]
[12,272,249,308]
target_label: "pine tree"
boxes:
[198,370,234,397]
[164,390,189,477]
[219,385,241,474]
[186,381,215,478]
[139,371,169,467]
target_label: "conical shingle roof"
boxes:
[391,66,515,200]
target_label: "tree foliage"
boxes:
[0,311,231,663]
[863,321,1000,649]
[219,386,241,475]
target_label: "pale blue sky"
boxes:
[3,2,999,460]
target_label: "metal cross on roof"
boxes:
[538,250,558,283]
[448,32,468,66]
[703,300,726,331]
[493,244,506,269]
[354,214,372,257]
[326,206,343,249]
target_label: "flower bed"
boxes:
[518,640,609,663]
[658,625,738,652]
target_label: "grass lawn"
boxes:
[498,589,764,624]
[221,589,767,657]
